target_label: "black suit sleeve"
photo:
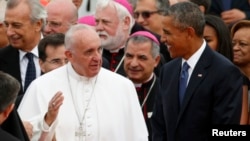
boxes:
[151,84,167,141]
[1,109,30,141]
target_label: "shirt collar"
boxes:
[19,46,39,61]
[109,46,125,53]
[133,73,154,88]
[19,33,43,61]
[182,39,206,69]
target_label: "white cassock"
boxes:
[18,63,148,141]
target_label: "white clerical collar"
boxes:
[66,62,98,82]
[133,73,154,87]
[109,46,125,53]
[144,73,154,83]
[134,83,142,88]
[182,39,206,70]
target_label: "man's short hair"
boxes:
[38,33,65,61]
[0,71,20,113]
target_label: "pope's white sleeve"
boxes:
[127,80,149,141]
[18,80,59,141]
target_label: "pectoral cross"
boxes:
[75,123,85,141]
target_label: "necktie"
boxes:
[179,62,189,106]
[24,53,36,92]
[222,0,232,10]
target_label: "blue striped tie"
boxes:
[24,53,36,92]
[179,62,189,106]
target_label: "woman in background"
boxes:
[231,20,250,124]
[204,14,233,61]
[204,15,248,124]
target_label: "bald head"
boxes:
[43,0,78,36]
[46,0,78,21]
[65,24,101,51]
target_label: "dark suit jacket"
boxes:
[1,109,29,141]
[0,45,30,141]
[208,0,250,20]
[0,127,21,141]
[151,46,242,141]
[0,45,42,106]
[0,45,23,95]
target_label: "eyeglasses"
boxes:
[46,58,68,65]
[133,10,162,19]
[45,20,72,29]
[45,21,63,28]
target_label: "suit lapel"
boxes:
[4,46,23,93]
[9,47,21,82]
[164,59,182,129]
[176,46,213,127]
[172,60,182,116]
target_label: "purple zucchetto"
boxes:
[130,31,160,45]
[78,15,96,26]
[114,0,133,15]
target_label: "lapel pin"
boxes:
[198,74,202,77]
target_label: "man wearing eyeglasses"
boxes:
[38,33,68,74]
[133,0,172,63]
[43,0,78,37]
[134,0,167,37]
[0,0,46,141]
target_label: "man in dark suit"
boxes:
[0,71,22,141]
[0,0,46,140]
[0,0,46,101]
[151,2,243,141]
[208,0,250,26]
[133,0,172,62]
